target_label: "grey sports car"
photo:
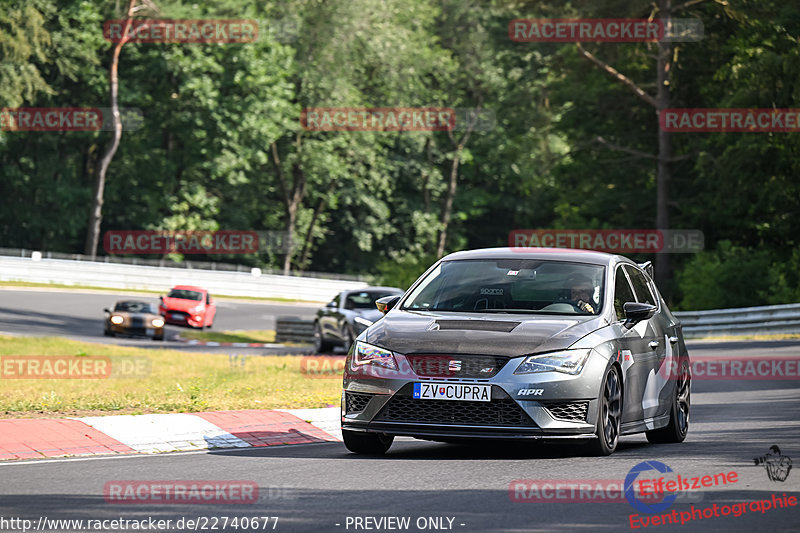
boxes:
[314,287,404,353]
[341,248,690,456]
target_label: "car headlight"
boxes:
[110,315,124,325]
[514,349,591,376]
[353,316,373,328]
[351,341,398,370]
[151,318,165,328]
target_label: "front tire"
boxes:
[341,325,354,353]
[314,322,333,353]
[342,429,394,455]
[587,365,622,456]
[646,359,690,443]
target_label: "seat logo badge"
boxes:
[519,388,543,396]
[449,360,462,372]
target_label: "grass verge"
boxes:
[178,329,276,343]
[691,333,800,341]
[0,335,340,418]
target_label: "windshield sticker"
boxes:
[507,270,519,276]
[480,288,503,295]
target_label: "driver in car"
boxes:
[567,274,596,313]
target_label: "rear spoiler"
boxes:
[638,261,654,279]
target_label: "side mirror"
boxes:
[103,308,110,313]
[159,295,164,301]
[623,302,657,326]
[376,295,401,314]
[327,301,337,308]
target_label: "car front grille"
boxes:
[374,385,535,427]
[345,392,373,413]
[404,355,508,379]
[541,401,589,422]
[131,317,145,329]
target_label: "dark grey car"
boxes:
[314,287,404,353]
[341,248,691,456]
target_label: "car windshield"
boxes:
[402,259,605,315]
[167,289,203,301]
[114,301,157,314]
[344,291,400,310]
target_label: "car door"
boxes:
[624,264,674,422]
[320,294,341,339]
[612,264,661,426]
[205,292,216,326]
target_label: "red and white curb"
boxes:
[0,407,341,461]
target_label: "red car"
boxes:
[159,285,217,329]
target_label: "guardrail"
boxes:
[275,317,316,344]
[0,255,366,302]
[674,303,800,339]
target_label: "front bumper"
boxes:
[161,310,203,327]
[341,352,609,440]
[109,323,163,338]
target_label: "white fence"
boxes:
[0,255,366,302]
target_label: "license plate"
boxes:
[146,328,154,335]
[412,382,491,402]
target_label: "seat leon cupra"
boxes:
[341,248,690,456]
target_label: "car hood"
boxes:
[112,312,159,319]
[161,297,202,311]
[364,310,605,357]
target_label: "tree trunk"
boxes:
[298,178,337,267]
[436,152,461,257]
[84,0,137,259]
[436,110,478,257]
[655,0,673,293]
[271,138,305,275]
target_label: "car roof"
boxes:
[441,247,624,266]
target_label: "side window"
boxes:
[613,266,636,321]
[328,295,340,308]
[625,265,657,306]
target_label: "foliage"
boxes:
[1,0,799,310]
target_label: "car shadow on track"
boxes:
[207,438,651,461]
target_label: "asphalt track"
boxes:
[0,288,319,353]
[0,341,798,531]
